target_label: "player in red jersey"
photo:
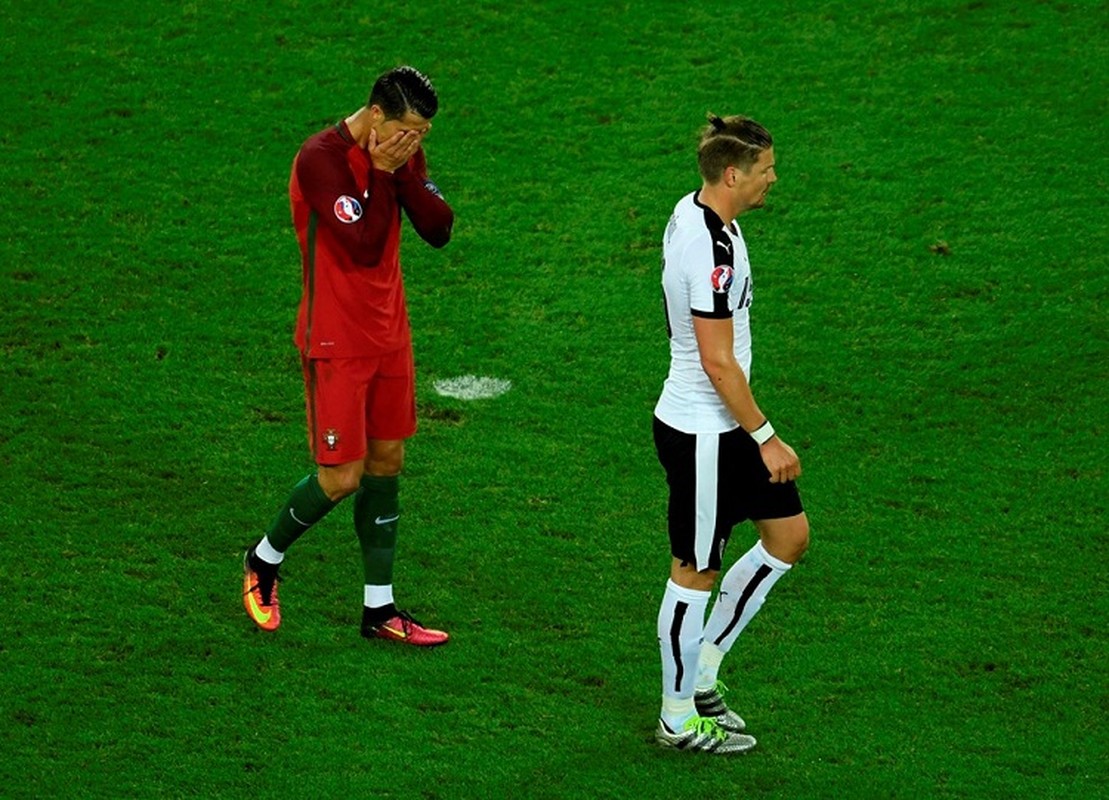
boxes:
[242,66,453,646]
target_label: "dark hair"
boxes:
[697,113,773,182]
[368,66,439,120]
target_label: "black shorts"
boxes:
[653,415,804,571]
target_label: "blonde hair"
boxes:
[697,113,773,182]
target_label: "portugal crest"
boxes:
[324,428,340,451]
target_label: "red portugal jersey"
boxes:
[290,120,453,359]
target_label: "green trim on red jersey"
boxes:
[305,358,320,460]
[305,210,318,356]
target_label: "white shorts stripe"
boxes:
[694,434,720,571]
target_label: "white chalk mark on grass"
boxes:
[433,375,512,400]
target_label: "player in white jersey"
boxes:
[652,114,810,755]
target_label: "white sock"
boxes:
[661,696,697,732]
[695,643,726,692]
[699,541,791,687]
[657,579,710,729]
[254,536,285,565]
[364,584,394,608]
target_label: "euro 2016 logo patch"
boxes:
[333,195,363,223]
[711,266,735,294]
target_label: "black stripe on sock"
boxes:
[670,601,689,693]
[713,565,772,646]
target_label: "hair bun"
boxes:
[707,113,726,131]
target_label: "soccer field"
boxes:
[2,1,1106,797]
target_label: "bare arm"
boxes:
[692,315,801,484]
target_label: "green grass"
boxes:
[2,0,1107,797]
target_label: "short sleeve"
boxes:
[687,236,734,319]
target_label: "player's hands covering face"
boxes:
[368,127,426,173]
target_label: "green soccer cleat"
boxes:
[694,680,747,733]
[655,715,757,754]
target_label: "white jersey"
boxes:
[654,191,753,434]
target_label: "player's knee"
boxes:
[365,443,405,474]
[365,457,403,477]
[318,464,363,501]
[797,529,811,559]
[670,559,718,591]
[761,514,809,564]
[788,517,811,562]
[329,478,361,501]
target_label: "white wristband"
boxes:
[750,420,775,445]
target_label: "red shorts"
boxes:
[302,348,417,465]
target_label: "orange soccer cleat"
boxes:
[361,609,449,647]
[242,549,281,632]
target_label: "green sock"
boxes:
[265,473,338,552]
[353,474,399,587]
